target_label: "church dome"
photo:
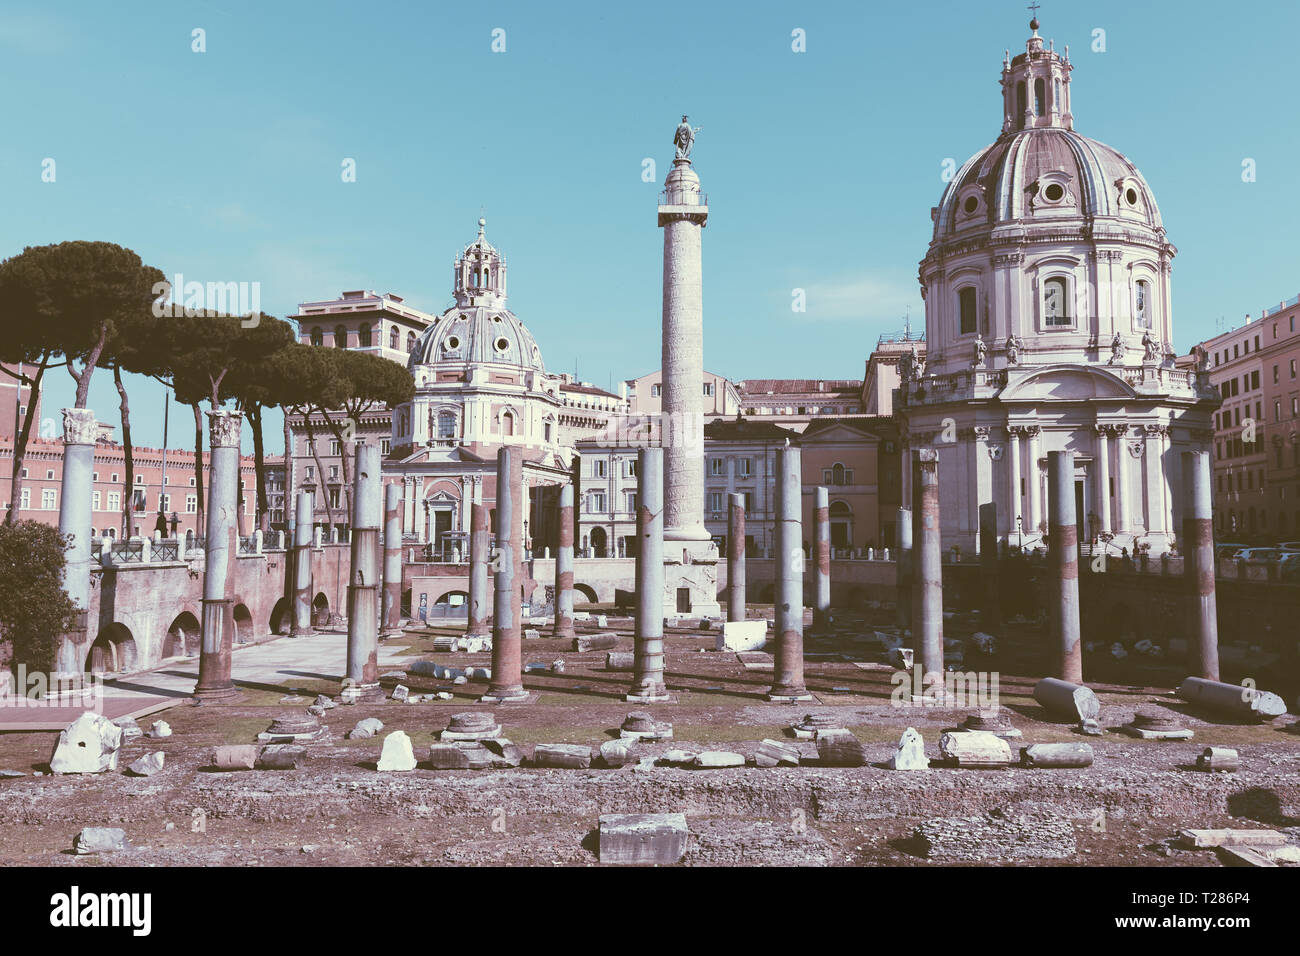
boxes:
[407,218,547,373]
[933,127,1163,242]
[408,305,546,372]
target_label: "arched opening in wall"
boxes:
[269,598,291,636]
[86,623,136,675]
[233,603,253,644]
[428,590,467,620]
[501,410,515,437]
[162,611,200,658]
[435,590,467,607]
[590,526,607,558]
[401,588,412,618]
[312,593,330,627]
[829,500,853,551]
[574,583,598,606]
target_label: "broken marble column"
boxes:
[290,490,313,636]
[195,409,242,702]
[1197,747,1240,772]
[812,485,831,633]
[911,449,943,688]
[552,484,576,641]
[727,492,746,622]
[381,482,403,633]
[896,506,912,630]
[629,447,669,702]
[55,408,96,675]
[1033,677,1101,722]
[978,500,1001,634]
[344,443,382,701]
[466,501,490,638]
[769,441,810,700]
[1020,743,1094,768]
[484,446,526,701]
[1176,676,1286,721]
[938,730,1013,767]
[1047,450,1082,682]
[1182,450,1220,681]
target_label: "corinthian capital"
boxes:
[61,408,99,446]
[207,409,244,449]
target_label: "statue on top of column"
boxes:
[674,115,701,160]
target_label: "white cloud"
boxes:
[796,271,919,323]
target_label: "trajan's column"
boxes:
[658,115,720,618]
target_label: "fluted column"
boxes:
[1094,425,1112,534]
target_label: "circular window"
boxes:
[963,196,979,214]
[1043,183,1065,202]
[495,337,510,352]
[1125,187,1139,206]
[444,335,460,350]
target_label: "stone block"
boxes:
[600,738,636,768]
[377,731,416,772]
[939,731,1013,767]
[693,751,744,768]
[347,717,384,739]
[50,712,122,774]
[574,634,618,652]
[256,745,307,770]
[815,731,867,767]
[211,745,257,771]
[532,743,592,769]
[754,739,801,767]
[714,620,768,652]
[73,827,131,855]
[889,728,929,770]
[126,752,165,777]
[598,813,688,865]
[482,738,523,768]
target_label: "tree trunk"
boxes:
[5,360,49,525]
[113,365,135,538]
[302,412,336,530]
[191,403,205,532]
[67,322,108,409]
[249,403,269,535]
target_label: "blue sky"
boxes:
[4,0,1298,454]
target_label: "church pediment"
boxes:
[999,365,1134,401]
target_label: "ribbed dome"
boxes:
[408,305,546,373]
[933,128,1163,242]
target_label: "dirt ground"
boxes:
[2,604,1298,867]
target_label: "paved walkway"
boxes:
[0,631,414,731]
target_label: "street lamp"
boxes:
[1016,514,1023,552]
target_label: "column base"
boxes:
[340,682,385,704]
[479,687,529,703]
[767,689,814,702]
[193,685,242,704]
[626,681,670,703]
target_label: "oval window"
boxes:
[495,337,510,352]
[1125,187,1139,206]
[444,335,460,350]
[963,196,979,214]
[1044,183,1065,202]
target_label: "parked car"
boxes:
[1236,547,1283,563]
[1276,541,1300,552]
[1214,543,1248,560]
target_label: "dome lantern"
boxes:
[1000,15,1073,134]
[454,217,507,309]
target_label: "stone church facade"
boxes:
[897,17,1219,557]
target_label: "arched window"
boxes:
[832,463,846,485]
[958,287,977,335]
[1034,78,1046,117]
[501,410,515,436]
[483,268,490,287]
[437,411,456,439]
[406,331,416,353]
[358,323,372,348]
[1043,276,1070,327]
[333,325,346,348]
[1016,81,1026,124]
[389,325,399,349]
[310,326,323,347]
[1134,279,1151,329]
